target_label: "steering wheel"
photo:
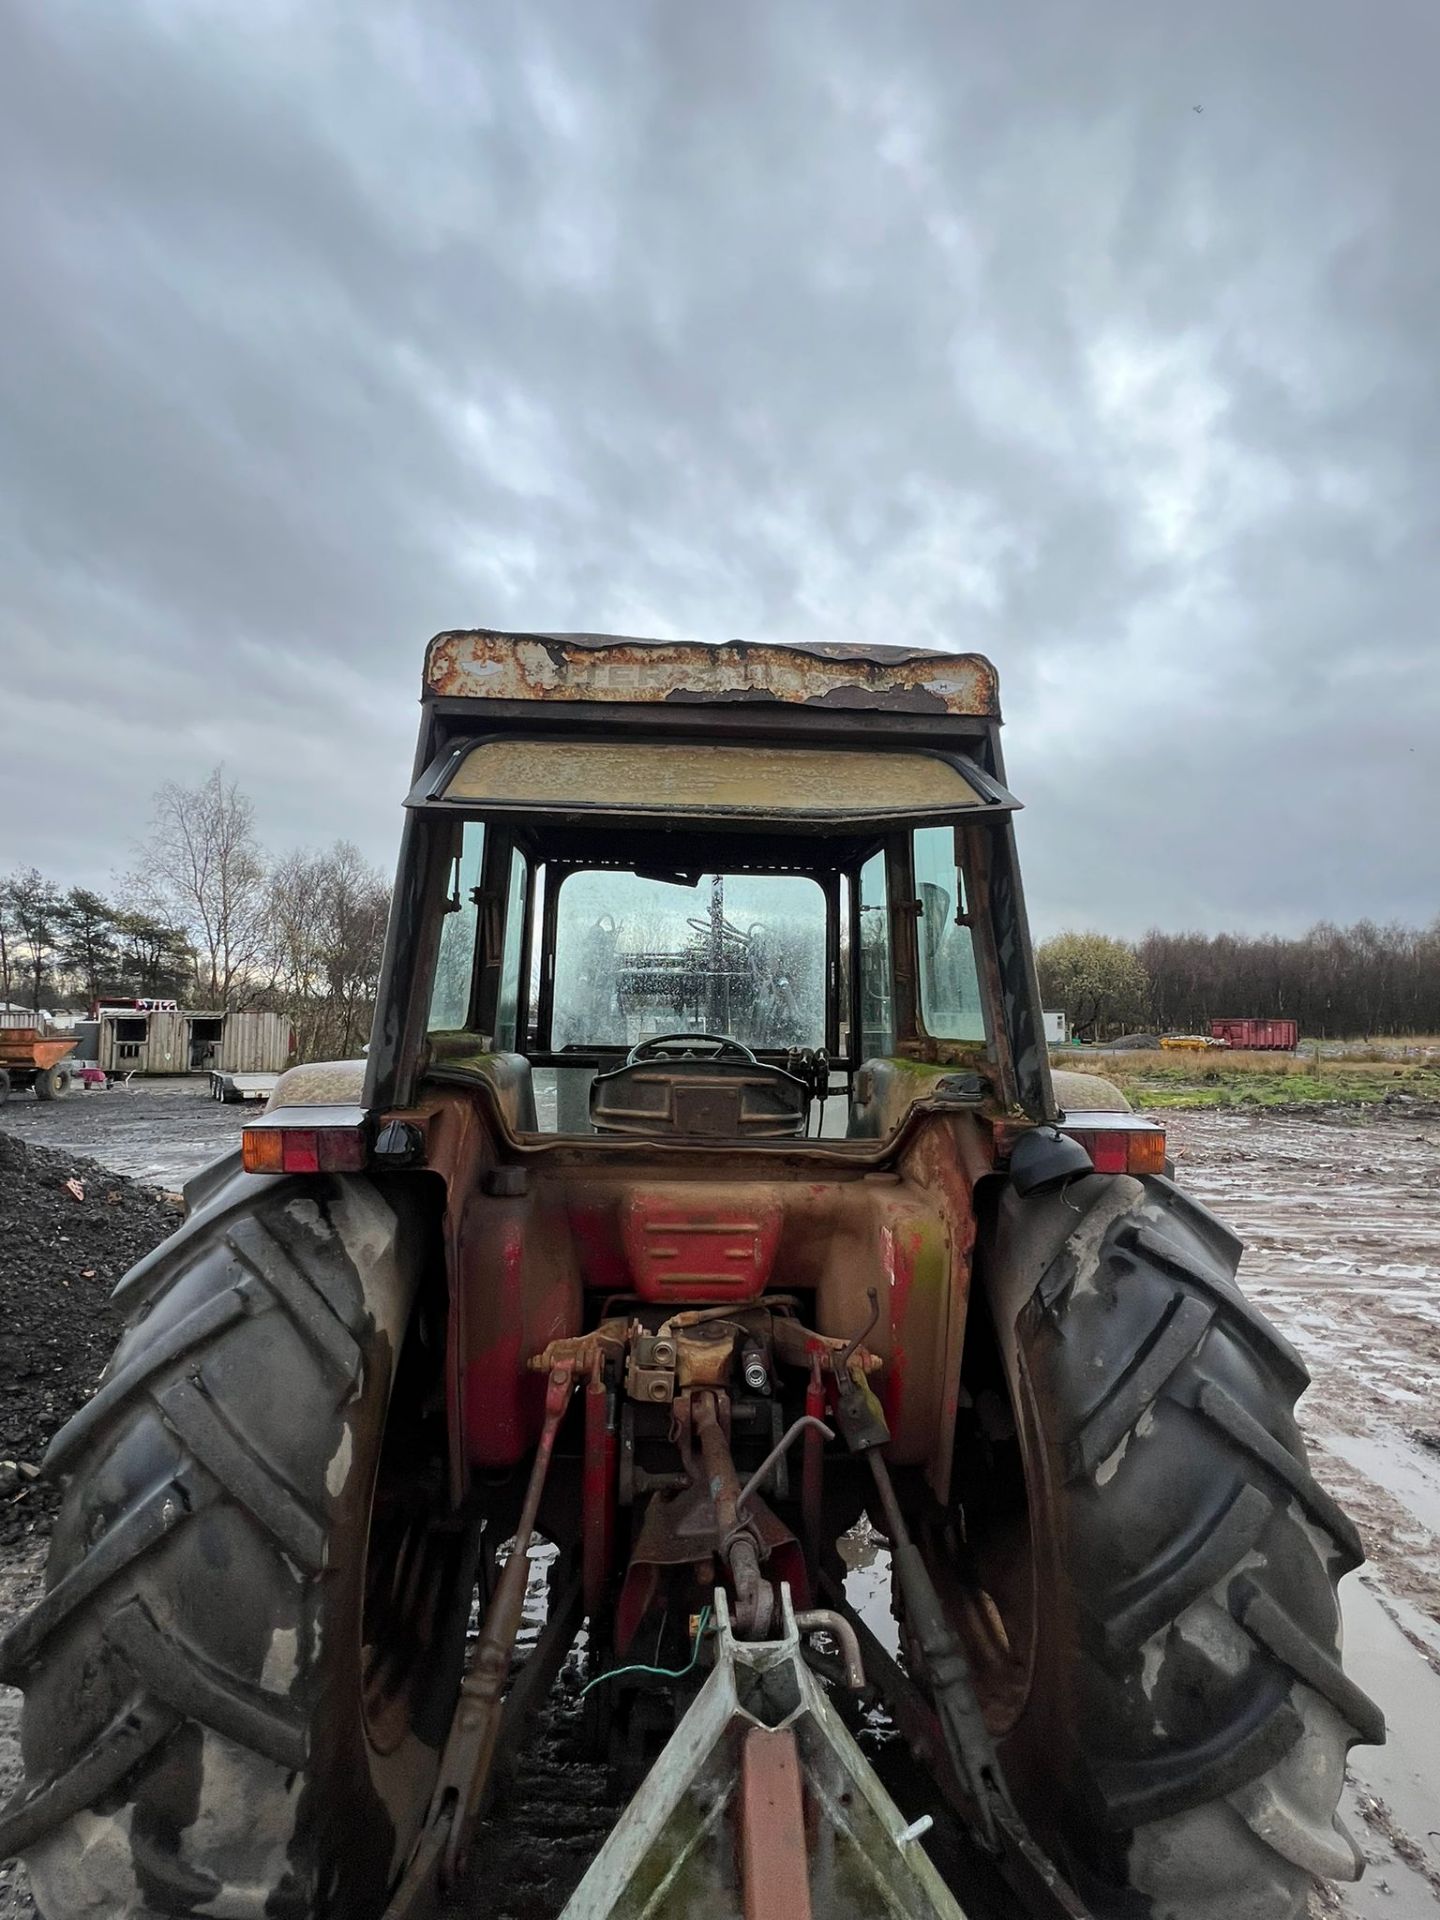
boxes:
[626,1032,759,1065]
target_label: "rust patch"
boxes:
[424,630,999,718]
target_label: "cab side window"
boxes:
[428,822,486,1032]
[493,846,530,1051]
[913,825,986,1042]
[857,851,894,1056]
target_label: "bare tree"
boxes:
[266,848,331,1014]
[1136,918,1440,1038]
[131,769,269,1008]
[318,842,390,1057]
[265,842,390,1058]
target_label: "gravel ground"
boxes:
[0,1078,248,1190]
[0,1090,1437,1918]
[0,1132,175,1546]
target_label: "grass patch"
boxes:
[1050,1049,1440,1111]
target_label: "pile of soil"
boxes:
[0,1131,177,1545]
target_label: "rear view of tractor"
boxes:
[0,631,1381,1920]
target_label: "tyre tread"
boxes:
[1121,1219,1310,1394]
[1093,1695,1304,1828]
[1194,1379,1365,1570]
[1000,1172,1382,1916]
[1094,1482,1274,1655]
[0,1468,216,1681]
[1067,1292,1213,1479]
[227,1219,362,1385]
[106,1597,307,1772]
[43,1289,252,1476]
[4,1170,429,1912]
[0,1695,182,1859]
[1232,1577,1386,1746]
[155,1378,326,1572]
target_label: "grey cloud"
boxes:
[1,0,1437,937]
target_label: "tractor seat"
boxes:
[589,1033,809,1140]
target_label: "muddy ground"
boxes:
[0,1078,249,1188]
[0,1085,1437,1918]
[1164,1103,1440,1920]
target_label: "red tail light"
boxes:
[1070,1127,1166,1176]
[243,1126,367,1175]
[994,1114,1166,1179]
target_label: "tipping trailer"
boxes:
[0,632,1381,1920]
[0,1027,78,1103]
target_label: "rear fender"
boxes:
[1049,1068,1130,1115]
[978,1172,1146,1375]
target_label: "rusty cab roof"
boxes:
[424,630,999,723]
[411,629,1013,834]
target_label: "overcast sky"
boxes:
[2,1,1437,939]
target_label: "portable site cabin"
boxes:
[96,1007,293,1077]
[222,1009,297,1073]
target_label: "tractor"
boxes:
[0,631,1381,1919]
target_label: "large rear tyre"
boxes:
[34,1065,70,1101]
[0,1159,470,1918]
[964,1172,1383,1920]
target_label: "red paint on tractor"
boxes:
[446,1143,982,1481]
[564,1198,632,1293]
[620,1190,781,1303]
[880,1222,909,1435]
[802,1358,825,1573]
[456,1191,582,1469]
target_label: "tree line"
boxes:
[0,769,390,1062]
[1037,921,1440,1040]
[8,779,1436,1053]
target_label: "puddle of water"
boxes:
[1337,1572,1440,1917]
[837,1517,901,1661]
[1318,1431,1440,1541]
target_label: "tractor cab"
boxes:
[367,628,1054,1147]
